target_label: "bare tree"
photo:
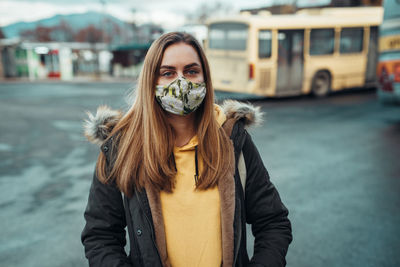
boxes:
[20,25,53,42]
[74,25,105,43]
[20,21,75,42]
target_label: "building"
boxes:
[0,40,112,80]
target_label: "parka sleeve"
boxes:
[242,133,292,267]
[81,170,133,267]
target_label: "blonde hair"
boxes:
[96,32,234,196]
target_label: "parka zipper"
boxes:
[135,191,163,266]
[233,170,245,266]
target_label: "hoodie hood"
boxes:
[214,104,227,127]
[84,100,263,145]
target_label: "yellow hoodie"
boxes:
[160,104,227,267]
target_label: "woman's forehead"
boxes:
[160,43,202,67]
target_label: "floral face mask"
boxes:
[155,76,206,116]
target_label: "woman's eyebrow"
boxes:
[159,65,176,70]
[184,63,201,69]
[159,63,201,70]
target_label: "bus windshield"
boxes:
[380,0,400,55]
[383,0,400,20]
[208,23,248,51]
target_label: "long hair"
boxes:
[96,32,234,196]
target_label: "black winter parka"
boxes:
[81,103,292,267]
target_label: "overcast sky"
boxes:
[0,0,295,28]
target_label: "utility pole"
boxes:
[131,8,138,43]
[292,0,298,11]
[100,0,107,43]
[95,0,107,78]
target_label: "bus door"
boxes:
[276,30,304,96]
[365,26,379,85]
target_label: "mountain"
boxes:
[2,11,130,39]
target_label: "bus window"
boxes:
[209,23,248,51]
[340,28,364,54]
[259,30,272,58]
[209,28,224,49]
[310,28,335,55]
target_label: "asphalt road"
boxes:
[0,82,399,267]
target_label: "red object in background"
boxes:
[394,63,400,82]
[48,72,61,78]
[47,49,60,78]
[249,63,254,79]
[379,66,393,92]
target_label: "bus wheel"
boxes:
[311,71,331,97]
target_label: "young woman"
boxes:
[81,32,292,267]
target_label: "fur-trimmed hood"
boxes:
[84,100,263,145]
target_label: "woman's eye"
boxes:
[161,72,173,77]
[187,69,199,75]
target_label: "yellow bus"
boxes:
[377,0,400,103]
[205,7,383,97]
